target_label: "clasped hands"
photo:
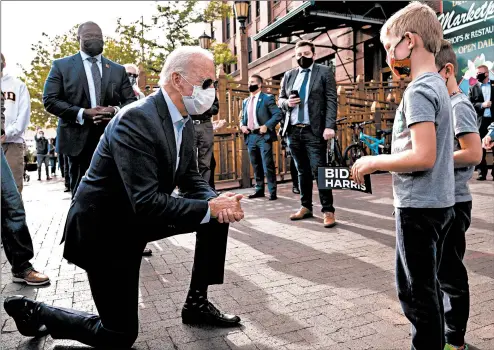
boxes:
[209,192,244,224]
[83,106,116,125]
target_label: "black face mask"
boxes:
[477,73,487,82]
[297,56,313,69]
[249,84,259,93]
[128,76,137,86]
[82,39,104,57]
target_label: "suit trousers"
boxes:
[68,127,102,198]
[247,133,277,194]
[1,149,34,274]
[35,220,229,349]
[287,126,334,212]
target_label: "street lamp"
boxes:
[198,31,212,50]
[234,1,249,34]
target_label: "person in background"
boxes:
[278,40,338,227]
[124,63,145,100]
[1,53,31,193]
[48,138,57,177]
[34,129,50,181]
[240,74,282,201]
[468,64,493,180]
[436,39,482,350]
[1,83,50,286]
[43,21,136,197]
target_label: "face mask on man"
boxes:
[386,36,413,78]
[249,84,259,93]
[82,39,104,57]
[477,72,487,83]
[128,75,137,86]
[297,56,313,69]
[179,75,216,115]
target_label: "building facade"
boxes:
[211,1,443,84]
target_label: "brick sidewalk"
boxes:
[1,173,493,349]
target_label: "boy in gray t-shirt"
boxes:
[435,40,482,350]
[351,3,457,349]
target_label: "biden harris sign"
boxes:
[317,167,372,194]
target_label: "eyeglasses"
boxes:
[201,78,218,90]
[181,74,217,90]
[127,73,138,78]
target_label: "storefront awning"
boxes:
[253,1,409,43]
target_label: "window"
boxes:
[275,41,281,50]
[267,1,272,24]
[234,46,238,71]
[246,2,252,24]
[210,22,215,41]
[256,1,260,18]
[225,17,230,40]
[248,39,252,63]
[233,16,237,35]
[257,40,262,59]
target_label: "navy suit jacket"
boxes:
[241,92,282,143]
[43,52,137,156]
[63,90,217,269]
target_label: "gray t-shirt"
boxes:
[451,93,479,203]
[391,72,455,208]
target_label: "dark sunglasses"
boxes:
[127,73,138,78]
[201,78,218,90]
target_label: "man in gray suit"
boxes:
[278,40,338,228]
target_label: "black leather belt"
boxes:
[294,124,309,128]
[192,119,211,125]
[249,129,261,134]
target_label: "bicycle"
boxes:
[327,117,347,167]
[343,120,392,166]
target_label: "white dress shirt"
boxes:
[240,91,261,129]
[161,88,210,224]
[76,51,103,125]
[290,64,314,125]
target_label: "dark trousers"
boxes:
[68,130,100,198]
[49,156,57,175]
[1,149,34,274]
[290,156,299,189]
[34,220,229,349]
[438,201,471,347]
[478,117,493,177]
[193,121,214,182]
[209,154,216,190]
[246,133,277,194]
[395,206,455,350]
[59,154,70,189]
[36,154,50,179]
[287,127,334,212]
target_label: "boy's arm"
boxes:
[452,101,482,168]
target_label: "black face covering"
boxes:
[297,56,313,69]
[82,39,104,57]
[128,76,137,86]
[249,84,259,93]
[477,73,487,83]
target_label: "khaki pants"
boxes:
[2,143,24,193]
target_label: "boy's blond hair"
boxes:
[435,39,458,76]
[380,1,443,55]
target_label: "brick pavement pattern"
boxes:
[1,173,493,349]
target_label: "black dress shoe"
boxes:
[292,187,300,194]
[269,193,277,200]
[142,248,153,256]
[181,301,241,327]
[248,191,265,199]
[3,296,48,337]
[477,174,486,181]
[64,187,71,193]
